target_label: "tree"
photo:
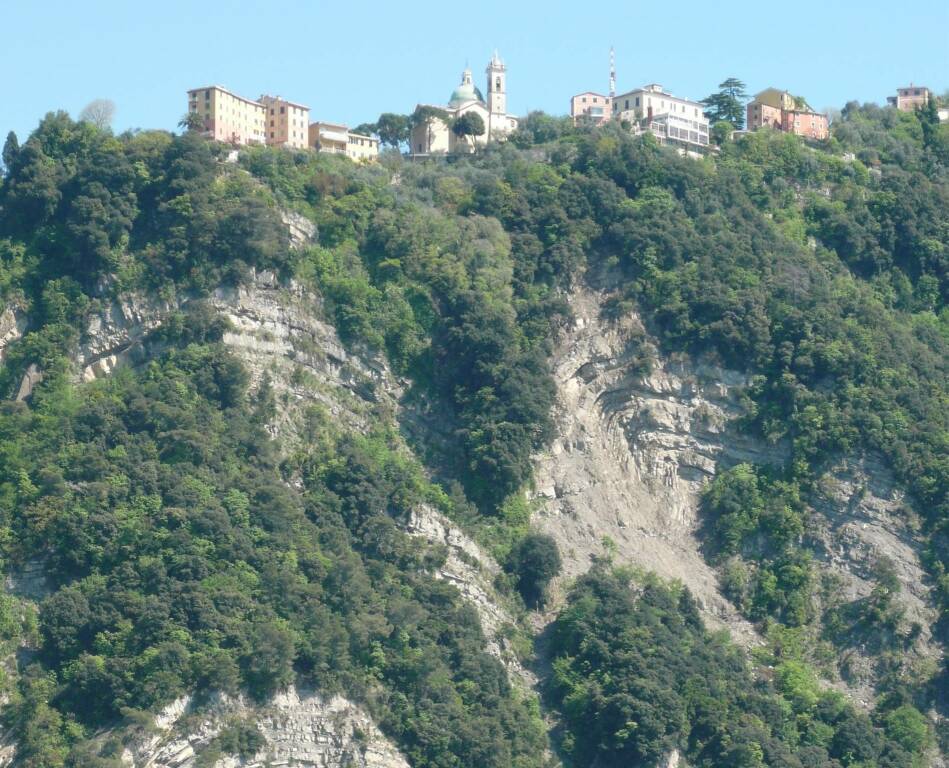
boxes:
[506,532,561,608]
[711,120,734,146]
[451,112,486,151]
[352,122,377,137]
[883,704,931,754]
[375,112,411,149]
[79,99,116,130]
[178,111,205,132]
[702,78,748,129]
[917,97,941,150]
[2,131,17,172]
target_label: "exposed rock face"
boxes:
[0,306,26,365]
[80,292,175,381]
[122,687,409,768]
[534,285,941,698]
[3,558,49,601]
[809,455,940,698]
[282,210,317,249]
[78,271,397,442]
[532,286,783,642]
[813,456,932,627]
[407,505,530,681]
[14,363,42,401]
[210,275,396,439]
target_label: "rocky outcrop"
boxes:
[120,687,408,768]
[80,292,175,381]
[0,306,26,365]
[14,363,42,401]
[3,558,49,602]
[809,455,940,698]
[813,456,933,627]
[282,211,317,249]
[407,505,530,681]
[210,274,397,439]
[532,286,782,642]
[78,271,397,442]
[535,285,942,697]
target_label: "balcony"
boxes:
[318,129,349,144]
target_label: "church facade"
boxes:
[410,53,518,155]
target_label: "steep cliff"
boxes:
[531,285,772,641]
[78,270,395,443]
[117,688,409,768]
[0,268,533,767]
[532,284,940,698]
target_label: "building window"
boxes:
[280,106,285,114]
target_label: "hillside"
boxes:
[0,103,946,767]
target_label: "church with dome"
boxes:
[410,53,519,155]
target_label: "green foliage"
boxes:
[0,340,544,766]
[376,113,411,148]
[239,145,570,512]
[2,131,18,172]
[882,704,931,754]
[702,78,749,130]
[452,112,486,143]
[548,567,916,768]
[2,100,946,766]
[0,112,288,297]
[208,719,266,761]
[504,532,561,608]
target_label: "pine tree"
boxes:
[2,131,18,172]
[702,78,748,129]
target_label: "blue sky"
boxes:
[2,0,947,141]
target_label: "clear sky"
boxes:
[2,0,947,141]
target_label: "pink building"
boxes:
[748,101,784,131]
[781,109,828,140]
[747,88,828,140]
[570,91,612,125]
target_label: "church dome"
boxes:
[449,68,483,106]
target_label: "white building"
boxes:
[613,84,709,153]
[410,53,519,155]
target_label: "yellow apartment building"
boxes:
[259,95,310,149]
[187,86,266,145]
[347,132,379,162]
[309,122,379,162]
[309,122,349,154]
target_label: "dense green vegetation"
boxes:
[0,115,547,766]
[0,95,946,765]
[548,567,929,767]
[0,324,544,767]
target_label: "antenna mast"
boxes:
[609,46,616,98]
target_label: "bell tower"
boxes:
[486,51,506,116]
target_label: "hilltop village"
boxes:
[187,52,946,162]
